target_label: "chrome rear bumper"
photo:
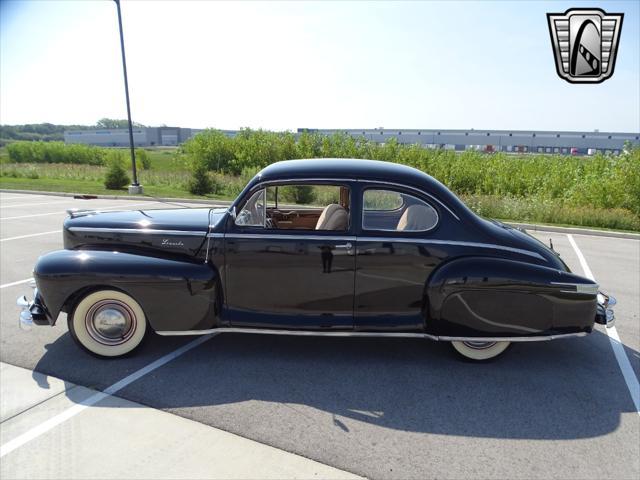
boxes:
[595,292,616,328]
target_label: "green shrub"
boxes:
[187,161,215,195]
[462,194,640,231]
[104,152,130,190]
[7,141,106,165]
[135,149,151,170]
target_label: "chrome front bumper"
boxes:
[595,292,616,328]
[17,282,48,331]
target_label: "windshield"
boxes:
[235,189,265,227]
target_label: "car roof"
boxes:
[258,158,435,187]
[250,158,475,221]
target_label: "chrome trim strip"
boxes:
[157,328,434,339]
[357,237,546,260]
[551,282,599,295]
[207,232,225,239]
[156,327,589,342]
[437,332,588,342]
[224,233,357,242]
[205,210,214,263]
[67,227,205,236]
[213,233,544,259]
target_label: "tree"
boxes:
[104,152,130,189]
[280,185,316,204]
[187,161,216,195]
[95,118,145,129]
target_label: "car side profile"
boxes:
[18,159,616,360]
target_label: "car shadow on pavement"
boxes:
[32,328,638,441]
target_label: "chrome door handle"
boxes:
[335,242,353,249]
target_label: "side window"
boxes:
[236,184,351,231]
[266,184,349,231]
[362,189,438,232]
[235,189,265,227]
[267,185,341,208]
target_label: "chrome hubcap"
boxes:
[463,341,497,350]
[85,299,136,345]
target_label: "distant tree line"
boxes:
[0,118,146,145]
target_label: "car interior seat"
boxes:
[316,204,348,230]
[396,204,436,231]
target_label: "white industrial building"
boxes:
[299,128,640,155]
[64,127,203,147]
[65,126,639,155]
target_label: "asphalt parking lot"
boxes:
[0,191,638,480]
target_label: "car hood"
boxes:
[62,207,228,257]
[64,207,227,232]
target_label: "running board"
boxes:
[155,327,589,343]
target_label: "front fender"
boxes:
[426,256,598,337]
[34,250,218,331]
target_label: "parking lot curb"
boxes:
[507,222,640,240]
[2,188,638,239]
[0,188,232,206]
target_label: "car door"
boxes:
[223,184,356,330]
[354,186,443,331]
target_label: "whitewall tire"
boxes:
[451,340,510,361]
[69,290,147,358]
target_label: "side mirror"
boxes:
[229,206,237,220]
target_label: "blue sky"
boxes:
[1,0,638,132]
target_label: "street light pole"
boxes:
[114,0,142,194]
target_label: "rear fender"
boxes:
[34,250,219,331]
[426,257,597,337]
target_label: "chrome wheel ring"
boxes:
[85,299,136,346]
[462,340,497,350]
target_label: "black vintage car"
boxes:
[18,159,616,360]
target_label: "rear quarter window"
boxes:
[362,189,438,232]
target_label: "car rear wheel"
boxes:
[451,340,510,361]
[69,289,147,358]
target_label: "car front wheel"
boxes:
[69,289,147,358]
[451,340,510,361]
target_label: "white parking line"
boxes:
[1,230,61,242]
[0,202,156,221]
[0,200,77,209]
[1,196,45,201]
[0,194,47,199]
[0,333,215,458]
[0,278,33,289]
[567,234,640,416]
